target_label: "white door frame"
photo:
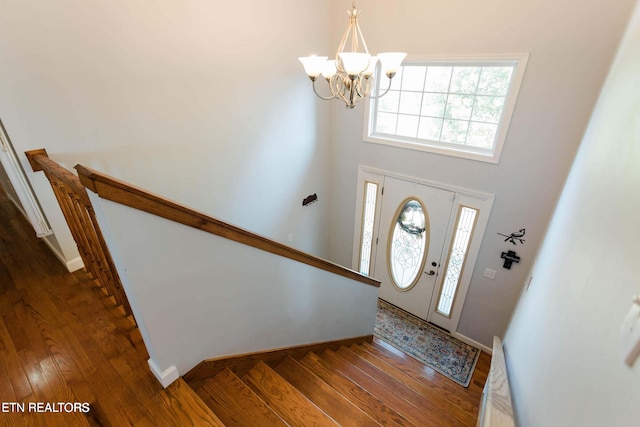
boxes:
[0,119,52,237]
[352,165,494,335]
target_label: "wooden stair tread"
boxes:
[198,368,287,427]
[243,361,339,427]
[183,336,374,390]
[365,340,480,411]
[162,378,225,426]
[353,343,478,425]
[338,345,437,405]
[322,348,437,426]
[274,355,381,426]
[300,352,412,427]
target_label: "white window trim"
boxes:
[363,53,530,164]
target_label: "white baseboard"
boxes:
[65,256,85,272]
[454,332,493,354]
[148,359,179,388]
[41,237,84,272]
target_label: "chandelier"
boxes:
[298,1,406,109]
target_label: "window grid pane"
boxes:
[436,206,478,317]
[359,182,378,275]
[372,62,516,153]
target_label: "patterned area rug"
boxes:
[374,299,480,387]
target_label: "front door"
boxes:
[373,176,455,321]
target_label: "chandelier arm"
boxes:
[336,24,351,55]
[311,79,338,101]
[354,18,369,54]
[351,13,360,52]
[333,77,352,107]
[326,75,353,106]
[335,91,350,107]
[354,76,373,98]
[353,77,364,98]
[335,10,354,74]
[368,76,393,99]
[330,76,344,97]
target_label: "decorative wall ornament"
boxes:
[501,250,520,269]
[397,200,426,234]
[497,228,526,245]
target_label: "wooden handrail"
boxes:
[74,164,380,288]
[25,149,135,320]
[26,149,88,199]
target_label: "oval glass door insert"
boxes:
[388,198,429,290]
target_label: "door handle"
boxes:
[424,270,435,276]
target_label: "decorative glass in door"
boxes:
[358,182,379,275]
[388,199,429,290]
[436,206,478,316]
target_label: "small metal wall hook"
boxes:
[302,194,318,207]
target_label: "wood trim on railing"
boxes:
[74,164,380,288]
[25,149,135,320]
[26,149,89,200]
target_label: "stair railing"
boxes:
[26,148,381,387]
[73,163,380,288]
[25,147,379,313]
[25,149,134,319]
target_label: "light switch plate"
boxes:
[483,268,496,279]
[621,296,640,367]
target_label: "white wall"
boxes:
[3,0,636,353]
[0,0,332,264]
[504,2,640,425]
[326,0,636,347]
[90,195,379,384]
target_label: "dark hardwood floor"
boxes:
[0,188,220,426]
[0,186,490,426]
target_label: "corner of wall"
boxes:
[41,235,85,272]
[65,257,85,273]
[454,332,493,354]
[148,359,180,388]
